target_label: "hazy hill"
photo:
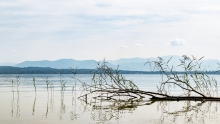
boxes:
[15,59,98,69]
[13,56,220,71]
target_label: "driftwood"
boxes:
[151,96,220,101]
[78,88,220,102]
[77,56,220,102]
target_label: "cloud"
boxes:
[134,43,143,47]
[169,37,187,46]
[118,44,129,49]
[1,0,220,62]
[11,49,17,53]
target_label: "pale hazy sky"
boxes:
[1,0,220,63]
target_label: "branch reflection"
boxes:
[80,93,220,124]
[59,74,66,120]
[11,76,20,118]
[70,85,79,120]
[150,101,220,124]
[32,94,36,115]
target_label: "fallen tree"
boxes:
[78,56,220,102]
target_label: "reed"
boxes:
[11,80,15,92]
[32,77,36,94]
[59,74,66,93]
[15,75,20,92]
[46,76,50,92]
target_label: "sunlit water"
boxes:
[1,74,220,124]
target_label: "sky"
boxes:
[1,0,220,63]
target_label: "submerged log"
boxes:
[151,96,220,101]
[79,89,220,102]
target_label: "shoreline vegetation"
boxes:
[0,66,219,74]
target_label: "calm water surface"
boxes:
[1,74,220,124]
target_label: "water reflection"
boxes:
[11,76,20,118]
[81,96,154,123]
[11,91,20,118]
[16,92,20,118]
[59,74,66,120]
[90,101,121,123]
[150,101,220,124]
[11,91,14,117]
[78,95,220,124]
[3,75,220,123]
[32,94,36,115]
[45,79,55,118]
[59,94,66,120]
[70,84,79,120]
[8,86,220,124]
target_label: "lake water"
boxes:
[1,74,220,124]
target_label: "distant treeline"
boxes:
[0,66,155,74]
[0,66,219,74]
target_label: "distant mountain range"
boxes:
[1,55,220,71]
[14,59,98,69]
